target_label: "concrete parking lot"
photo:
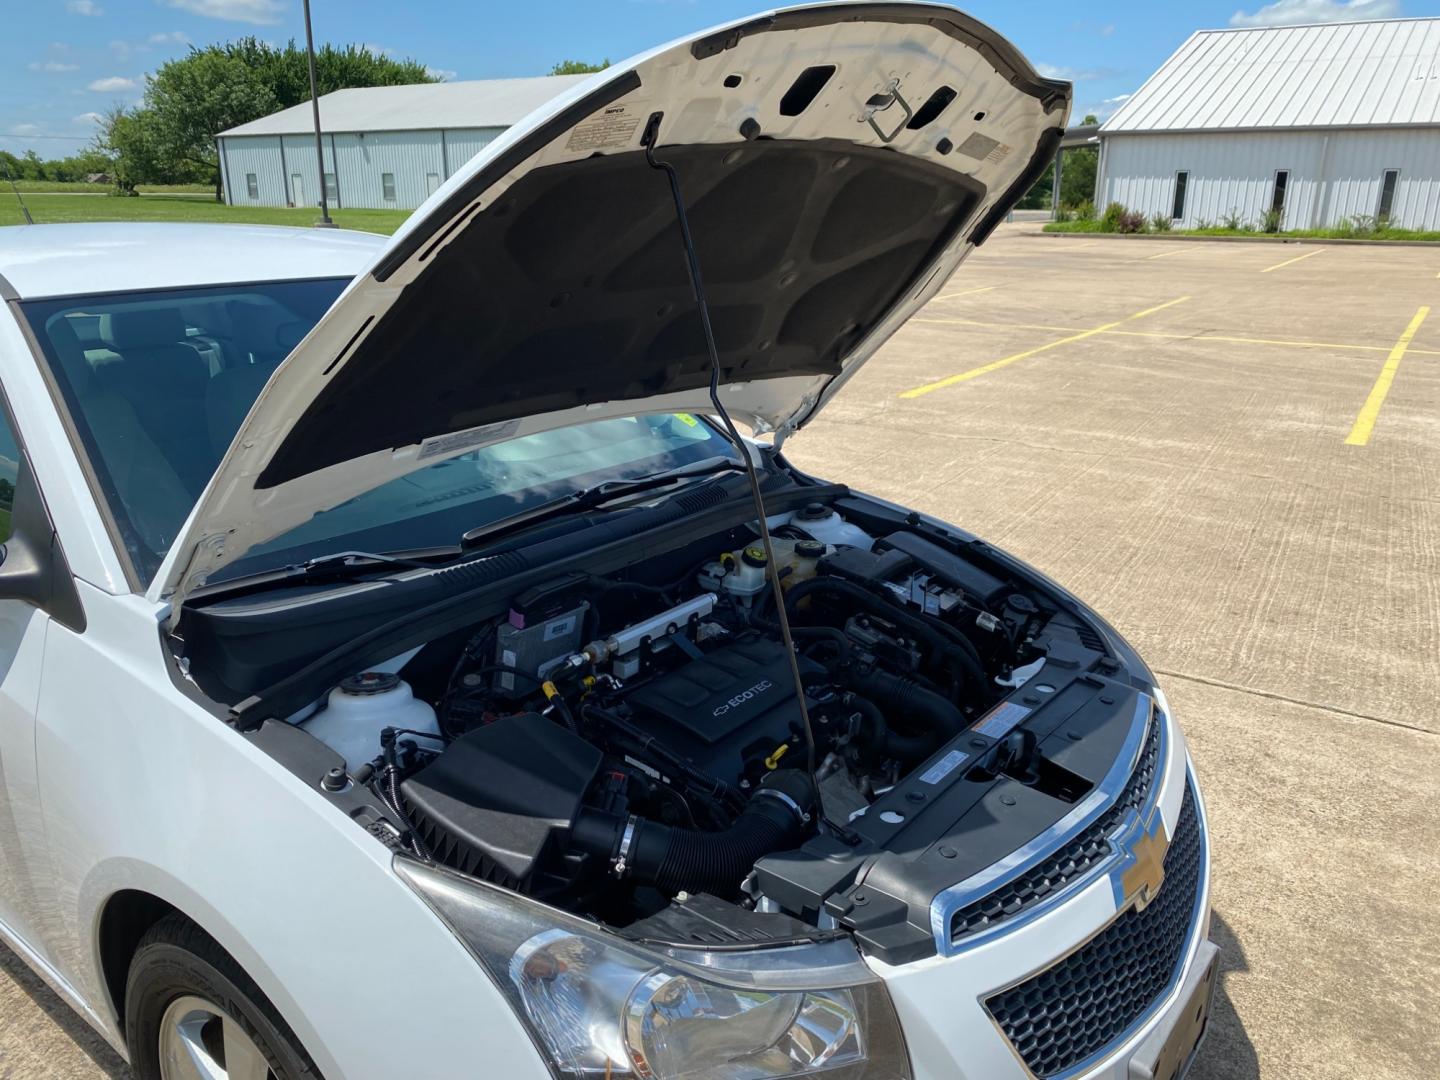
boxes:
[2,226,1437,1078]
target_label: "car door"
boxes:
[0,401,56,958]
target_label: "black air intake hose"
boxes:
[573,770,814,896]
[848,693,938,763]
[846,665,966,742]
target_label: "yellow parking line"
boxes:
[909,316,1440,356]
[900,296,1191,399]
[1145,248,1191,260]
[932,285,997,302]
[1260,249,1322,274]
[1344,305,1429,446]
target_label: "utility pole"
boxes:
[303,0,335,227]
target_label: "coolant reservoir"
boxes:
[791,503,873,549]
[303,672,440,771]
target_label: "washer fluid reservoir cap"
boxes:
[795,539,826,559]
[339,671,402,696]
[741,545,768,567]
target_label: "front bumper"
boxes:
[873,705,1214,1080]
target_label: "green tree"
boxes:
[1018,113,1099,211]
[104,40,438,199]
[550,59,610,75]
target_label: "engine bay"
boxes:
[264,495,1132,962]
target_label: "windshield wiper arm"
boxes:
[459,459,744,549]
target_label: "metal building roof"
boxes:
[218,74,593,137]
[1102,17,1440,133]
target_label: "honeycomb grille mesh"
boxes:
[950,707,1163,943]
[984,782,1203,1078]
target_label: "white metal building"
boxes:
[216,75,590,211]
[1095,18,1440,230]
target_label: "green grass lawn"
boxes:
[0,192,412,234]
[8,181,219,194]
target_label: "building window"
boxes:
[245,172,259,200]
[1378,169,1399,221]
[382,172,397,202]
[323,172,338,204]
[1270,170,1289,214]
[1171,171,1189,220]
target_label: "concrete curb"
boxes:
[1033,230,1440,248]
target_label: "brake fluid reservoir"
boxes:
[304,672,440,771]
[791,503,874,549]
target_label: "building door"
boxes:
[291,174,305,206]
[426,172,441,197]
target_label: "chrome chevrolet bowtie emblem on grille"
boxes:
[1114,805,1169,911]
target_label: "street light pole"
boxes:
[302,0,335,227]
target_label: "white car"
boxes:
[0,6,1216,1080]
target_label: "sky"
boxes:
[1,0,1434,158]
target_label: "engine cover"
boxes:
[625,640,820,785]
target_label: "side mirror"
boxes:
[0,454,86,632]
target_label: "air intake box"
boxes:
[401,715,600,893]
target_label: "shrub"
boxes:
[1149,213,1173,232]
[1053,205,1074,223]
[1101,201,1127,231]
[1116,209,1147,234]
[1221,209,1244,231]
[1074,200,1096,222]
[1261,208,1282,234]
[1194,218,1215,231]
[1346,214,1379,237]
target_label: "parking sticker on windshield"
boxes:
[973,701,1031,740]
[566,102,648,152]
[417,419,522,461]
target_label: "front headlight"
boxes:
[397,859,911,1080]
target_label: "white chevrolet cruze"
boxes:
[0,6,1216,1079]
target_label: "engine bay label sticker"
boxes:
[919,749,969,785]
[417,419,522,461]
[973,701,1032,740]
[565,102,647,152]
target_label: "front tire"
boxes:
[124,914,320,1080]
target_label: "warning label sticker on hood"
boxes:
[565,101,647,152]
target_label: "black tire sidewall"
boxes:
[125,922,317,1080]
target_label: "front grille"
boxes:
[985,781,1203,1078]
[950,706,1163,943]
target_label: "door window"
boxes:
[0,408,16,546]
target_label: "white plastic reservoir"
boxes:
[303,671,440,771]
[789,503,874,549]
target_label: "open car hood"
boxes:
[154,2,1068,609]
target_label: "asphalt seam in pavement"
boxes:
[1153,667,1436,737]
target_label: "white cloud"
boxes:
[1100,24,1116,36]
[65,0,104,14]
[87,75,136,92]
[162,0,285,25]
[1078,93,1133,122]
[109,39,133,58]
[29,60,79,72]
[1230,0,1400,27]
[1036,62,1120,82]
[72,111,105,125]
[148,30,190,44]
[8,124,43,137]
[425,66,457,81]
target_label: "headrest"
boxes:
[45,316,94,396]
[100,307,188,350]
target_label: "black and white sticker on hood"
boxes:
[154,2,1068,609]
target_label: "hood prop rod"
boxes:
[642,114,819,785]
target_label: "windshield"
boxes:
[24,282,735,582]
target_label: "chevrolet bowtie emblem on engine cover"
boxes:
[1115,805,1170,911]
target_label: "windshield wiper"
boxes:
[459,459,744,549]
